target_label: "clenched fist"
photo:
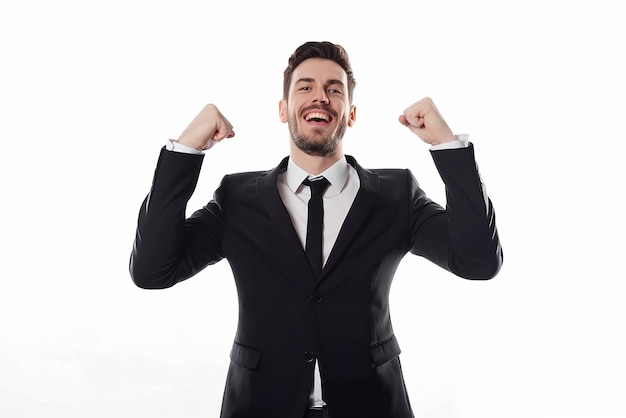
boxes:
[398,97,456,146]
[176,104,235,151]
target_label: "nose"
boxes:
[313,90,328,104]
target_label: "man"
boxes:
[130,41,503,418]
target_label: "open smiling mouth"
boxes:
[303,111,334,125]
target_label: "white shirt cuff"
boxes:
[165,139,206,155]
[430,134,469,151]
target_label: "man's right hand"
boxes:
[176,104,235,151]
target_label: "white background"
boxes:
[1,1,625,417]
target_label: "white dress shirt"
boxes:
[165,135,473,408]
[277,157,360,268]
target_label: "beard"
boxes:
[288,108,348,157]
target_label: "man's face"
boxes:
[279,58,356,157]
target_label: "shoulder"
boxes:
[218,158,286,193]
[223,156,288,184]
[346,155,409,178]
[218,169,270,193]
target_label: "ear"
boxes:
[347,105,357,127]
[279,99,288,123]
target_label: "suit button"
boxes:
[310,295,322,304]
[304,351,316,363]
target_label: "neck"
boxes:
[289,142,343,175]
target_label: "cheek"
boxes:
[287,104,302,121]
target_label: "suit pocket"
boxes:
[230,341,262,371]
[369,335,401,367]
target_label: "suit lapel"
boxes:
[256,157,315,283]
[321,156,379,278]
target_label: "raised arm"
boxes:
[401,98,503,279]
[129,104,235,288]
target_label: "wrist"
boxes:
[430,133,457,146]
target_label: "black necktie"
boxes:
[303,177,330,277]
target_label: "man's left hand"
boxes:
[399,97,456,146]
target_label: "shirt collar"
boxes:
[286,156,350,194]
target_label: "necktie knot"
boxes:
[303,177,330,198]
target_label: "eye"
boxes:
[328,88,343,94]
[299,86,311,91]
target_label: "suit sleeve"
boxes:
[129,147,225,289]
[409,143,503,279]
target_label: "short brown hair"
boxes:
[283,41,356,103]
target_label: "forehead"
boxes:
[291,58,348,85]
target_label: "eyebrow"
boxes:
[295,78,345,87]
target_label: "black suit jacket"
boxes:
[130,145,502,418]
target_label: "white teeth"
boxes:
[305,112,329,121]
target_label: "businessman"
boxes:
[130,41,503,418]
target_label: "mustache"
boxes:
[300,104,338,119]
